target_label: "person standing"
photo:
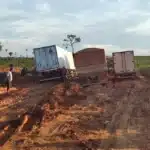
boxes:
[6,68,13,94]
[9,64,14,72]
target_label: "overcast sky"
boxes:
[0,0,150,56]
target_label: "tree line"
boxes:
[0,43,13,57]
[0,42,29,58]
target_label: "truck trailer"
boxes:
[74,48,107,84]
[33,45,76,81]
[112,50,136,78]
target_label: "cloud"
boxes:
[0,0,150,57]
[35,2,51,13]
[126,19,150,36]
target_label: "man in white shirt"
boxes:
[6,68,13,93]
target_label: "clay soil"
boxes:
[1,75,150,150]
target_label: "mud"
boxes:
[1,78,150,150]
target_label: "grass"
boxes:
[0,56,149,71]
[135,56,150,68]
[0,57,34,69]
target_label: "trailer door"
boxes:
[46,46,59,70]
[113,52,124,74]
[124,51,135,73]
[40,48,47,71]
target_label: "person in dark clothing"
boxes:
[9,64,14,72]
[21,67,28,76]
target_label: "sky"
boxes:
[1,0,150,57]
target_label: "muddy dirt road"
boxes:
[1,78,150,150]
[0,80,59,122]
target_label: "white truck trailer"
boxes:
[112,50,136,78]
[33,45,76,81]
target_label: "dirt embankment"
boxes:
[1,78,150,150]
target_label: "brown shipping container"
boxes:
[74,48,106,75]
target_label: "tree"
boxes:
[14,52,17,56]
[5,49,8,60]
[26,49,28,58]
[106,57,114,72]
[8,52,13,57]
[63,34,81,54]
[0,42,3,52]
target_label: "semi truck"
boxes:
[33,45,76,82]
[112,50,136,78]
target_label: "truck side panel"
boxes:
[56,46,66,69]
[34,49,39,71]
[56,46,75,70]
[66,51,76,70]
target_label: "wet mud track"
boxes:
[0,81,60,147]
[1,79,150,149]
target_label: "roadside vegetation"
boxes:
[135,56,150,68]
[0,57,34,71]
[0,56,149,70]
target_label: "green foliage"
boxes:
[8,52,13,57]
[0,56,149,70]
[107,56,150,69]
[0,57,34,69]
[135,56,150,68]
[0,42,3,52]
[63,34,81,53]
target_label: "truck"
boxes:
[33,45,76,81]
[74,48,107,84]
[112,50,136,78]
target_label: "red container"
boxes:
[74,48,105,67]
[74,48,106,76]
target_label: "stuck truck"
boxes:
[33,45,76,82]
[112,50,136,78]
[74,48,107,84]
